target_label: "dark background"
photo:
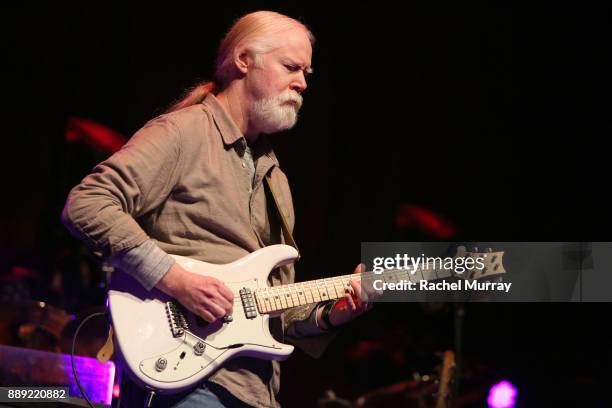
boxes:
[1,2,610,407]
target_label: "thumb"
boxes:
[353,263,366,274]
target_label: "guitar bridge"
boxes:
[166,301,189,337]
[239,288,257,319]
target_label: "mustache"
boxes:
[277,91,303,109]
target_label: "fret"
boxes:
[296,285,307,305]
[264,288,272,311]
[282,287,294,307]
[282,286,291,307]
[395,270,410,283]
[421,266,437,282]
[304,284,315,303]
[264,293,272,313]
[278,287,288,309]
[322,283,332,300]
[326,282,338,299]
[383,273,392,284]
[286,287,294,307]
[383,271,396,284]
[343,277,353,291]
[302,282,311,302]
[333,278,345,299]
[339,276,352,289]
[254,293,262,312]
[287,285,300,307]
[311,281,322,302]
[408,268,422,283]
[277,287,287,308]
[317,280,331,301]
[437,267,452,279]
[256,292,267,313]
[298,283,312,304]
[290,285,300,306]
[284,286,293,307]
[271,288,282,311]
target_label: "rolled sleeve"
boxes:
[109,239,176,291]
[282,302,339,359]
[61,116,183,258]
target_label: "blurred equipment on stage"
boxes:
[318,351,468,408]
[0,300,114,406]
[0,344,115,406]
[354,351,455,408]
[0,300,74,352]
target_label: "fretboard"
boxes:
[254,265,460,314]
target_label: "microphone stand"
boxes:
[450,301,465,408]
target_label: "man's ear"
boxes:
[233,45,251,75]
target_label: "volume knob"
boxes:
[194,341,206,356]
[155,357,167,372]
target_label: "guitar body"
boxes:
[108,244,299,394]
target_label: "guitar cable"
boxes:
[71,311,109,408]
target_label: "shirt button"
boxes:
[242,162,246,168]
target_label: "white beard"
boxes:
[250,90,303,134]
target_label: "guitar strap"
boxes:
[97,326,114,363]
[265,173,300,259]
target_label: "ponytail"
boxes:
[165,81,217,113]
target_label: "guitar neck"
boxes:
[254,265,468,314]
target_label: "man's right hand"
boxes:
[156,263,234,323]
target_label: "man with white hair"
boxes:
[63,11,373,407]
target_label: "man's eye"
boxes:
[284,64,299,72]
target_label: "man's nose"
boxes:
[290,72,307,93]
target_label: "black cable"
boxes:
[71,311,108,408]
[451,302,465,408]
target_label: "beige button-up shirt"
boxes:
[62,93,332,407]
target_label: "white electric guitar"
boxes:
[108,244,504,394]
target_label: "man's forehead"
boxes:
[277,48,312,67]
[272,29,312,65]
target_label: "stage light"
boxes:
[487,380,517,408]
[113,383,121,398]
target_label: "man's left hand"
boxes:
[318,263,380,328]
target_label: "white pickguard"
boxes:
[108,245,299,394]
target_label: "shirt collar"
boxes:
[254,136,280,167]
[202,93,244,146]
[202,93,280,167]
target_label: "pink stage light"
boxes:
[487,380,518,408]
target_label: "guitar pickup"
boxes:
[239,288,257,319]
